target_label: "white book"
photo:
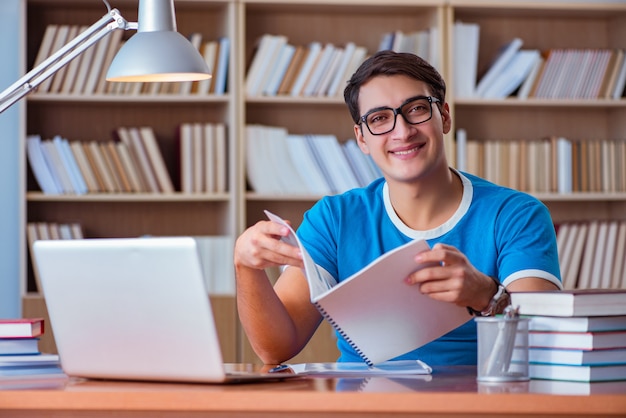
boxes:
[453,21,480,98]
[315,135,360,193]
[327,42,356,97]
[40,139,74,193]
[200,123,215,193]
[54,136,88,194]
[341,139,370,187]
[302,43,336,97]
[286,134,333,195]
[290,42,322,97]
[266,126,309,194]
[214,123,227,193]
[577,220,599,289]
[196,40,218,95]
[556,223,571,267]
[559,223,578,286]
[245,125,279,194]
[563,223,588,290]
[263,43,296,96]
[213,37,231,95]
[246,34,286,97]
[266,211,470,366]
[179,123,194,193]
[481,50,541,99]
[556,136,573,193]
[192,123,204,193]
[600,221,619,288]
[304,135,339,193]
[315,47,343,97]
[333,46,367,98]
[589,221,609,289]
[26,135,62,194]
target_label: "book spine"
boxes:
[314,301,374,367]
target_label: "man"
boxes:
[234,51,561,366]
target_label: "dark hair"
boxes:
[343,50,446,124]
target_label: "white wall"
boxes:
[0,0,25,318]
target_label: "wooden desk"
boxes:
[1,366,625,418]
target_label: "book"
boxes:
[529,330,626,350]
[481,49,541,99]
[0,318,44,338]
[453,21,480,98]
[213,37,230,95]
[282,360,432,377]
[529,347,626,366]
[26,135,62,194]
[529,378,626,395]
[529,363,626,382]
[0,338,40,355]
[0,353,59,367]
[511,289,626,317]
[265,211,470,366]
[290,42,322,96]
[475,37,523,98]
[138,127,175,193]
[529,315,626,333]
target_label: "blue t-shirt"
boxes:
[296,170,562,366]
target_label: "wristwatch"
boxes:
[467,277,511,317]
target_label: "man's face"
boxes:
[353,74,451,186]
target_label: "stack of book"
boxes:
[0,318,66,387]
[33,24,230,96]
[245,125,381,195]
[511,289,626,394]
[26,126,176,195]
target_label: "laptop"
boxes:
[32,236,296,383]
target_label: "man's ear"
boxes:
[354,124,370,154]
[441,102,452,135]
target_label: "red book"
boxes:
[0,318,44,338]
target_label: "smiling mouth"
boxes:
[390,143,425,155]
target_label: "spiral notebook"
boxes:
[265,211,471,366]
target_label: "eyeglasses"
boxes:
[359,96,440,136]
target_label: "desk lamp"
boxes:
[0,0,211,113]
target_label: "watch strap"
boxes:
[466,277,510,317]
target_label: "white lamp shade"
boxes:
[106,30,210,82]
[106,0,210,82]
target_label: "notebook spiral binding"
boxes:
[315,301,374,367]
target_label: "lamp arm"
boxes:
[0,8,137,114]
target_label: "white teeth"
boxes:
[393,147,418,155]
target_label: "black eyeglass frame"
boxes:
[358,95,441,136]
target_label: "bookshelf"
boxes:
[16,0,626,364]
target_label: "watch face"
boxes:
[494,289,511,315]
